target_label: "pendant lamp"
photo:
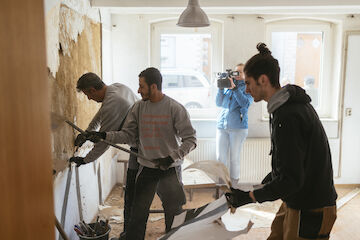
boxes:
[177,0,210,27]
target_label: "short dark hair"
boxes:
[244,43,280,88]
[76,72,105,92]
[138,67,162,91]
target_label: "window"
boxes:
[272,31,323,108]
[266,19,337,119]
[151,19,223,119]
[159,34,214,109]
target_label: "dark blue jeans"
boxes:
[126,166,186,240]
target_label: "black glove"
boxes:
[155,156,174,170]
[86,131,106,143]
[225,188,254,208]
[74,133,87,147]
[69,156,86,167]
[261,172,273,184]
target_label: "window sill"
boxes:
[191,118,217,122]
[260,116,338,122]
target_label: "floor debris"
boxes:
[159,196,253,240]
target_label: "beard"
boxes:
[141,87,152,101]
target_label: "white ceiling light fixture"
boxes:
[177,0,210,28]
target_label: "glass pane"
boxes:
[160,34,216,109]
[183,76,203,87]
[163,75,181,88]
[272,32,322,108]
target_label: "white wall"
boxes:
[111,14,152,91]
[101,8,114,84]
[53,146,120,239]
[110,12,360,184]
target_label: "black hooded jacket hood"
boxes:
[286,84,311,105]
[267,84,311,114]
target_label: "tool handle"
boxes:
[65,120,86,134]
[100,138,150,161]
[55,217,70,240]
[65,120,151,161]
[74,227,84,236]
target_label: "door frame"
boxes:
[337,30,360,179]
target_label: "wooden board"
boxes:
[182,159,216,187]
[0,1,55,239]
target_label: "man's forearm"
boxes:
[167,136,196,162]
[106,130,136,146]
[83,142,110,163]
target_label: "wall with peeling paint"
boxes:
[51,4,101,172]
[44,1,122,239]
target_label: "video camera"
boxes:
[217,69,239,88]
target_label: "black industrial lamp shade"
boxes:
[177,0,210,27]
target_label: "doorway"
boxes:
[340,33,360,183]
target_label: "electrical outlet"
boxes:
[345,108,352,116]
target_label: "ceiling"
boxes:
[90,0,360,15]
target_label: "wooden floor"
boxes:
[101,185,360,240]
[234,185,360,240]
[331,188,360,240]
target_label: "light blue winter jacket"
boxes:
[216,80,253,129]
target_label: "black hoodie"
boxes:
[254,85,337,210]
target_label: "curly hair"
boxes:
[244,43,280,88]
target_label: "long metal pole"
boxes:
[55,217,70,240]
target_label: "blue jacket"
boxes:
[216,80,253,129]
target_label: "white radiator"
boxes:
[187,138,272,182]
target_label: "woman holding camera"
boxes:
[216,63,253,187]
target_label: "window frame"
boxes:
[150,18,223,119]
[265,19,335,120]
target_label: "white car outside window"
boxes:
[162,70,214,109]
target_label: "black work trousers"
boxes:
[123,148,139,234]
[123,168,137,233]
[126,166,186,240]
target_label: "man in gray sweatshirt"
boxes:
[87,67,197,240]
[69,72,139,238]
[69,72,138,165]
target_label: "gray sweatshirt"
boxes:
[84,83,138,163]
[106,95,197,169]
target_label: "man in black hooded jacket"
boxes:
[225,43,337,240]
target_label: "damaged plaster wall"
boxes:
[50,4,101,172]
[45,1,119,239]
[45,0,100,77]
